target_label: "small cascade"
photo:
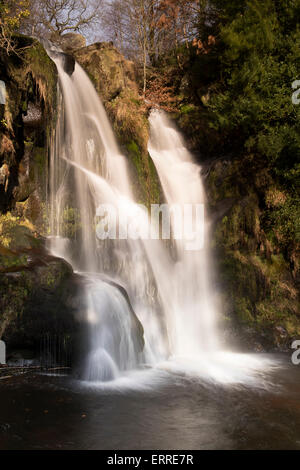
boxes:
[82,276,144,382]
[148,109,220,356]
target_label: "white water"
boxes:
[148,110,220,355]
[47,49,168,381]
[46,47,280,387]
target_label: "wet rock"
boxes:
[61,53,75,76]
[0,218,81,361]
[275,325,288,338]
[104,278,145,351]
[0,36,57,214]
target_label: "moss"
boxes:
[127,140,140,157]
[32,146,47,181]
[0,252,29,272]
[38,260,73,291]
[148,154,161,204]
[0,256,75,345]
[211,156,299,349]
[0,35,57,216]
[0,212,37,249]
[235,298,255,324]
[179,103,196,115]
[7,39,56,112]
[126,140,148,205]
[125,140,161,207]
[23,41,57,110]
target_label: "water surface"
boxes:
[1,354,300,450]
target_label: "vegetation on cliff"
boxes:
[0,35,56,214]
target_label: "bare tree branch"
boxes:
[21,0,104,40]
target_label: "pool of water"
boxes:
[1,353,300,450]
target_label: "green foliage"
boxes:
[179,104,196,115]
[208,0,300,180]
[265,194,300,247]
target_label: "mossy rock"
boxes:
[75,43,162,208]
[0,252,78,354]
[0,35,57,214]
[75,42,138,103]
[208,155,300,350]
[0,212,39,250]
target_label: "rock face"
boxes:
[75,42,161,207]
[75,42,138,102]
[206,157,300,351]
[0,213,82,362]
[59,33,86,53]
[0,36,57,219]
[61,53,75,75]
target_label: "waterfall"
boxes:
[44,40,263,387]
[47,49,168,381]
[148,110,220,356]
[44,46,278,387]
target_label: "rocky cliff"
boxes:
[207,156,299,351]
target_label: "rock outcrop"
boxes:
[75,42,161,207]
[0,212,82,361]
[206,156,300,351]
[59,33,86,53]
[0,36,56,219]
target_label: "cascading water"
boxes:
[45,45,277,386]
[147,110,280,386]
[148,109,220,356]
[46,47,168,381]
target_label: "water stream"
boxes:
[45,47,283,388]
[47,49,168,380]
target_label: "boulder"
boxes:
[0,215,82,363]
[74,42,138,102]
[60,33,86,53]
